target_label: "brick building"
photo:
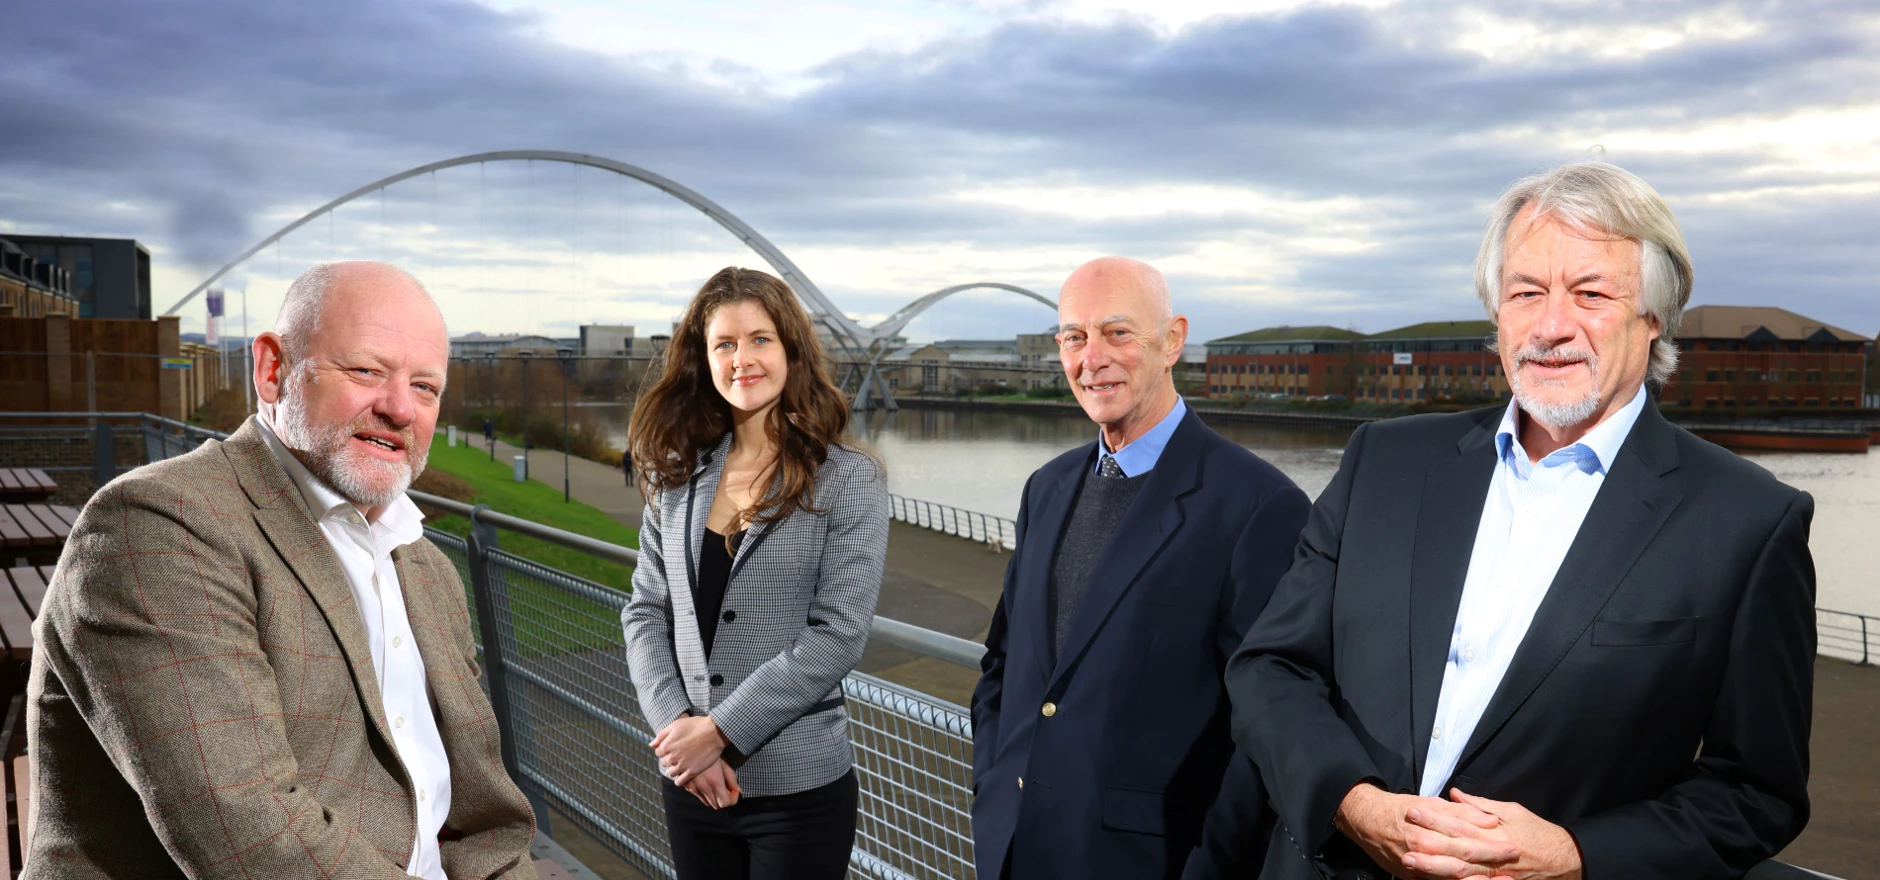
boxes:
[1663,306,1868,411]
[1203,326,1364,399]
[0,237,80,318]
[1,234,151,319]
[1354,320,1508,403]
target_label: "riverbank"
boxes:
[896,394,1374,429]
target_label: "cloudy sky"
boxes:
[3,0,1877,344]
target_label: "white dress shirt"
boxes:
[257,417,453,879]
[1418,386,1648,797]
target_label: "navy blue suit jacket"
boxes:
[971,409,1311,879]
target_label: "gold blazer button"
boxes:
[1041,702,1057,717]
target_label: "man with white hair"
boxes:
[1225,162,1815,880]
[27,262,539,878]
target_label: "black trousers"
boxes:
[661,768,858,880]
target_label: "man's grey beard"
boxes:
[1508,343,1602,430]
[272,379,426,508]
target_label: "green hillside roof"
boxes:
[1365,320,1495,340]
[1206,325,1365,344]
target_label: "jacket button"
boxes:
[709,674,724,686]
[722,610,736,622]
[1041,702,1057,717]
[1016,777,1024,790]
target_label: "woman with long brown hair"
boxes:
[622,266,887,879]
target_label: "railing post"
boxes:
[464,504,552,833]
[92,420,116,490]
[1862,615,1870,666]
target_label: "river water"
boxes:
[580,402,1878,617]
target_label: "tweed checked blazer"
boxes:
[623,435,887,797]
[25,418,537,879]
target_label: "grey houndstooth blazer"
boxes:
[622,435,888,797]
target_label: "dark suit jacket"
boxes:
[1226,401,1815,880]
[972,409,1311,879]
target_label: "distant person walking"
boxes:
[622,267,887,880]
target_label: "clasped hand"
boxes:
[652,714,739,809]
[1335,784,1582,880]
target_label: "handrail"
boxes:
[410,488,983,668]
[888,493,1018,551]
[6,411,1855,879]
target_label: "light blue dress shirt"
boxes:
[1096,398,1188,476]
[1418,385,1649,797]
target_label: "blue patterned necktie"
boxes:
[1098,454,1125,478]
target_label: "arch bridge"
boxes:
[169,150,1057,410]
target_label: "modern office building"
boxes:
[0,234,151,319]
[450,332,577,358]
[0,237,80,317]
[578,324,635,357]
[1355,320,1507,403]
[1664,306,1868,410]
[1204,320,1508,402]
[1203,326,1364,398]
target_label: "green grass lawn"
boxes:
[421,438,639,594]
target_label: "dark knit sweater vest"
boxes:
[1050,468,1150,658]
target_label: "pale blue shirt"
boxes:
[1097,398,1187,476]
[1418,385,1648,797]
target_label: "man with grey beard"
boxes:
[26,262,538,879]
[1225,162,1815,880]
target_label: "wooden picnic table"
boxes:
[0,503,76,567]
[0,469,57,504]
[0,566,47,662]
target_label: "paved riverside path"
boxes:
[471,437,1000,707]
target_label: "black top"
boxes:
[695,527,743,658]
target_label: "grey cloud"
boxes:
[1,0,1876,338]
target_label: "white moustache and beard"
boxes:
[273,377,427,508]
[1508,342,1602,429]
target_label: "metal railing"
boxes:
[889,494,1017,551]
[1818,608,1879,665]
[413,491,981,880]
[13,412,1853,880]
[0,411,226,495]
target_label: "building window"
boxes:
[1705,370,1719,382]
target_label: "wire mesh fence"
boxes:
[428,518,979,880]
[19,410,1854,880]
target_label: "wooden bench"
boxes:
[0,470,56,505]
[0,505,76,568]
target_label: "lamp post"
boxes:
[556,347,574,504]
[518,350,534,481]
[484,351,497,461]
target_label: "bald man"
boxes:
[26,262,538,879]
[971,257,1311,879]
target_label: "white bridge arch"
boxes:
[849,282,1057,410]
[169,150,1057,409]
